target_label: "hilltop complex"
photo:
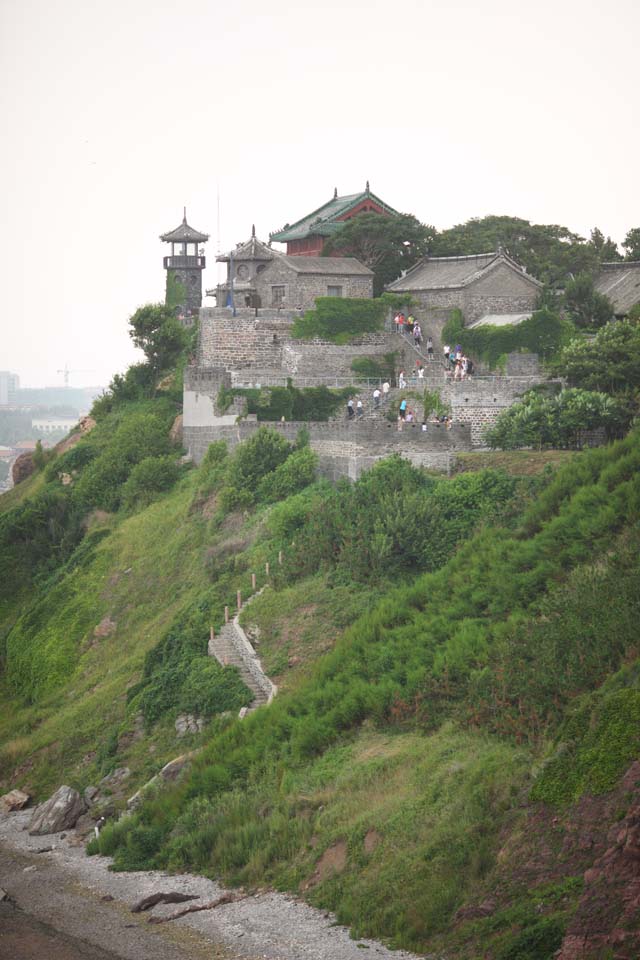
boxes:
[165,190,638,476]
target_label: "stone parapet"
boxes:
[184,418,470,477]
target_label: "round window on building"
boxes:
[256,264,267,274]
[237,264,249,279]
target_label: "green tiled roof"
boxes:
[270,189,398,242]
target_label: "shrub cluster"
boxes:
[291,297,386,343]
[220,383,352,422]
[442,308,573,367]
[485,387,631,450]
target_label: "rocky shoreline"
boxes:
[0,809,421,960]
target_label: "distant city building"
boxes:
[32,416,78,434]
[270,183,398,257]
[160,209,209,325]
[0,371,20,405]
[595,261,640,318]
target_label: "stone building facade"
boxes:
[214,229,373,311]
[386,251,542,344]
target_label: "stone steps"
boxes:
[208,594,277,715]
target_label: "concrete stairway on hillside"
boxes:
[208,597,277,716]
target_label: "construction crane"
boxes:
[56,365,95,388]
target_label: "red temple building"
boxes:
[270,182,398,257]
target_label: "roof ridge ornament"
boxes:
[365,180,370,194]
[252,224,256,237]
[183,206,187,224]
[334,187,338,199]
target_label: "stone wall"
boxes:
[281,333,393,377]
[198,308,295,368]
[505,353,540,376]
[444,376,544,444]
[184,418,470,478]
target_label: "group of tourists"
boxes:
[393,312,435,360]
[443,343,474,381]
[347,380,392,419]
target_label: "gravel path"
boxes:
[0,809,422,960]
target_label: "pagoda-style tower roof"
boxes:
[160,208,209,244]
[217,226,275,263]
[270,183,398,244]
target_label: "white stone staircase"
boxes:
[208,591,277,716]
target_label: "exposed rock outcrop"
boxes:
[175,714,205,737]
[28,786,86,835]
[170,414,183,445]
[11,453,35,486]
[0,789,31,812]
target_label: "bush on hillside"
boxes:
[121,455,182,510]
[556,318,640,395]
[485,387,631,450]
[73,411,174,511]
[257,447,319,502]
[226,427,292,495]
[284,455,519,583]
[178,658,253,716]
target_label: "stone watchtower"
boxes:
[160,209,209,326]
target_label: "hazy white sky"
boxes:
[1,0,638,386]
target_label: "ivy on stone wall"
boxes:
[442,308,573,368]
[218,383,353,422]
[291,297,387,343]
[166,272,186,312]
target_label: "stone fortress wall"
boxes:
[183,409,471,479]
[185,306,554,476]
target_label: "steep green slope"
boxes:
[2,375,639,957]
[92,431,640,956]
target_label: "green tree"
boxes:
[225,427,293,504]
[557,319,640,396]
[588,227,621,262]
[431,215,598,288]
[563,273,614,329]
[322,212,436,295]
[128,303,189,375]
[623,227,640,261]
[485,388,630,449]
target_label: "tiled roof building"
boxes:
[595,261,640,317]
[270,183,398,256]
[386,250,542,339]
[213,227,373,311]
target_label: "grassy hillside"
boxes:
[1,372,639,957]
[93,431,639,956]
